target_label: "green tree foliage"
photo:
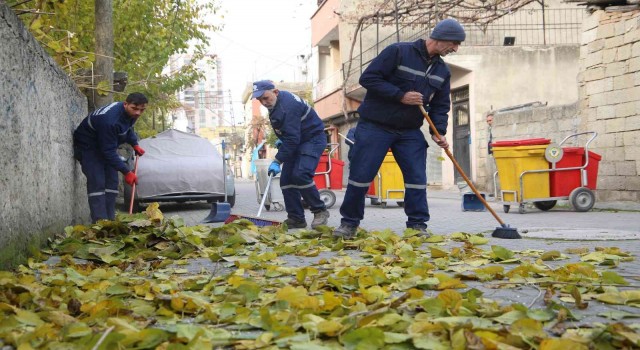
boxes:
[10,0,222,135]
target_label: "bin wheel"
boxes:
[272,202,285,212]
[534,200,557,211]
[264,204,271,211]
[503,205,510,213]
[370,198,381,206]
[570,187,595,212]
[319,189,336,209]
[518,203,526,214]
[397,201,405,208]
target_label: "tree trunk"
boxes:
[93,0,114,110]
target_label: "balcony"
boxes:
[314,69,343,101]
[342,8,585,96]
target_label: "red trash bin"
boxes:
[549,147,601,197]
[328,158,344,190]
[314,153,329,189]
[314,152,344,190]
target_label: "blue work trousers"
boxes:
[280,134,327,221]
[340,120,429,227]
[79,148,120,222]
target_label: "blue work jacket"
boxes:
[268,91,325,163]
[73,102,139,174]
[357,39,451,135]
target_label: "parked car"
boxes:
[123,129,235,212]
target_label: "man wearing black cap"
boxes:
[252,80,330,229]
[333,18,466,239]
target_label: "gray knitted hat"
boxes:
[430,18,466,42]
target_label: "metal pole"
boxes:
[222,140,228,202]
[542,0,547,45]
[395,0,400,42]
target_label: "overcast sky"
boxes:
[209,0,316,124]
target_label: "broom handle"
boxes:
[419,105,506,226]
[128,155,139,215]
[257,173,273,217]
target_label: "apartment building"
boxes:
[311,0,585,190]
[167,54,226,135]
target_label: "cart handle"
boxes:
[315,143,340,176]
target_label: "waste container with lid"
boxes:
[492,138,551,203]
[366,151,405,208]
[255,159,284,211]
[314,152,344,190]
[549,147,601,197]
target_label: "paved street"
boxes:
[155,178,640,241]
[139,178,640,325]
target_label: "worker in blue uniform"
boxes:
[333,19,466,239]
[252,80,330,229]
[73,92,148,223]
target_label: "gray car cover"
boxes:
[135,129,225,198]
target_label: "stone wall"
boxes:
[0,3,89,268]
[578,10,640,202]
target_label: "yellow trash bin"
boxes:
[367,151,405,207]
[492,138,551,202]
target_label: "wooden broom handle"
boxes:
[419,105,506,226]
[128,155,139,215]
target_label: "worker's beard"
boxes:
[265,96,278,110]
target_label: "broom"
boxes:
[419,105,521,239]
[129,155,139,215]
[223,173,282,227]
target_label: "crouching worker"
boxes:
[252,80,330,229]
[73,92,148,222]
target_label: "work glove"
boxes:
[275,139,283,149]
[124,171,138,186]
[133,145,145,156]
[268,161,281,176]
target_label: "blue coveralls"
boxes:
[269,91,327,222]
[73,102,139,222]
[340,39,451,228]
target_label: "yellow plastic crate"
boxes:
[493,141,550,202]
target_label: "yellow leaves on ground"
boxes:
[1,209,639,349]
[276,286,320,310]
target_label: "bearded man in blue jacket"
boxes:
[253,80,330,229]
[73,92,148,223]
[333,19,466,239]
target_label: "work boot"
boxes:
[284,218,307,230]
[332,223,357,239]
[311,210,330,229]
[408,224,431,238]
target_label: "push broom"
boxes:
[419,105,521,239]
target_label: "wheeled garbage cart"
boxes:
[255,159,284,212]
[312,143,342,209]
[493,132,601,214]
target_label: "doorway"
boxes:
[451,86,470,183]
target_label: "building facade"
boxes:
[311,0,586,190]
